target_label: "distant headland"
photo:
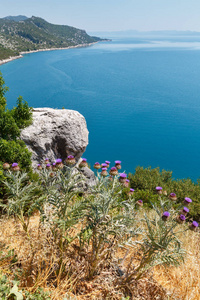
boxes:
[0,15,109,65]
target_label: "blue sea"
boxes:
[1,35,200,180]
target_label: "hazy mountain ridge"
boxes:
[3,15,28,22]
[89,29,200,38]
[0,16,103,60]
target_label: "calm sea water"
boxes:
[1,36,200,180]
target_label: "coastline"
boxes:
[0,55,23,66]
[0,42,98,66]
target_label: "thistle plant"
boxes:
[78,175,138,279]
[1,170,40,247]
[46,167,85,244]
[39,165,86,278]
[122,199,189,283]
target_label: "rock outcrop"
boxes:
[21,108,89,167]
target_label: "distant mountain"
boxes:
[3,15,28,22]
[0,16,103,60]
[89,30,200,38]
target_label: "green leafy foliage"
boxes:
[0,109,20,140]
[0,72,32,198]
[0,74,8,109]
[24,288,51,300]
[0,140,31,168]
[128,166,200,220]
[11,96,32,129]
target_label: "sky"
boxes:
[0,0,200,32]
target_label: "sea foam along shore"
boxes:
[0,42,98,66]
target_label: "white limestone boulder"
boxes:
[20,107,89,167]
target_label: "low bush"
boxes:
[128,166,200,220]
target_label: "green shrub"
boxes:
[128,166,200,221]
[0,72,32,198]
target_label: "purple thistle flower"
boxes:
[136,199,143,206]
[52,163,58,170]
[192,221,199,227]
[184,197,192,205]
[56,159,62,163]
[115,160,121,164]
[163,211,170,217]
[12,163,18,167]
[101,168,108,177]
[179,214,186,221]
[119,173,127,183]
[128,188,134,196]
[169,192,177,201]
[46,164,52,170]
[120,173,127,178]
[94,162,101,169]
[11,163,20,172]
[111,167,117,171]
[180,206,189,216]
[177,214,186,224]
[115,160,122,170]
[189,221,199,231]
[79,158,88,168]
[156,186,163,195]
[45,158,49,161]
[156,186,162,191]
[37,164,42,170]
[162,211,170,221]
[170,193,176,197]
[66,155,76,165]
[183,207,189,213]
[105,160,110,164]
[109,167,118,176]
[101,163,108,168]
[123,178,130,187]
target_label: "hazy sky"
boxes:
[0,0,200,32]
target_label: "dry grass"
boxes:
[0,214,199,300]
[154,229,200,300]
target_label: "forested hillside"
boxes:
[0,16,102,60]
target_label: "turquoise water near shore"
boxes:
[1,36,200,180]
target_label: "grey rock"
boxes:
[20,107,89,167]
[78,166,97,187]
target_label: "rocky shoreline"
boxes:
[0,42,98,66]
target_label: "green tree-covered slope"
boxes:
[0,16,103,60]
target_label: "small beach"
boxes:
[0,42,98,66]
